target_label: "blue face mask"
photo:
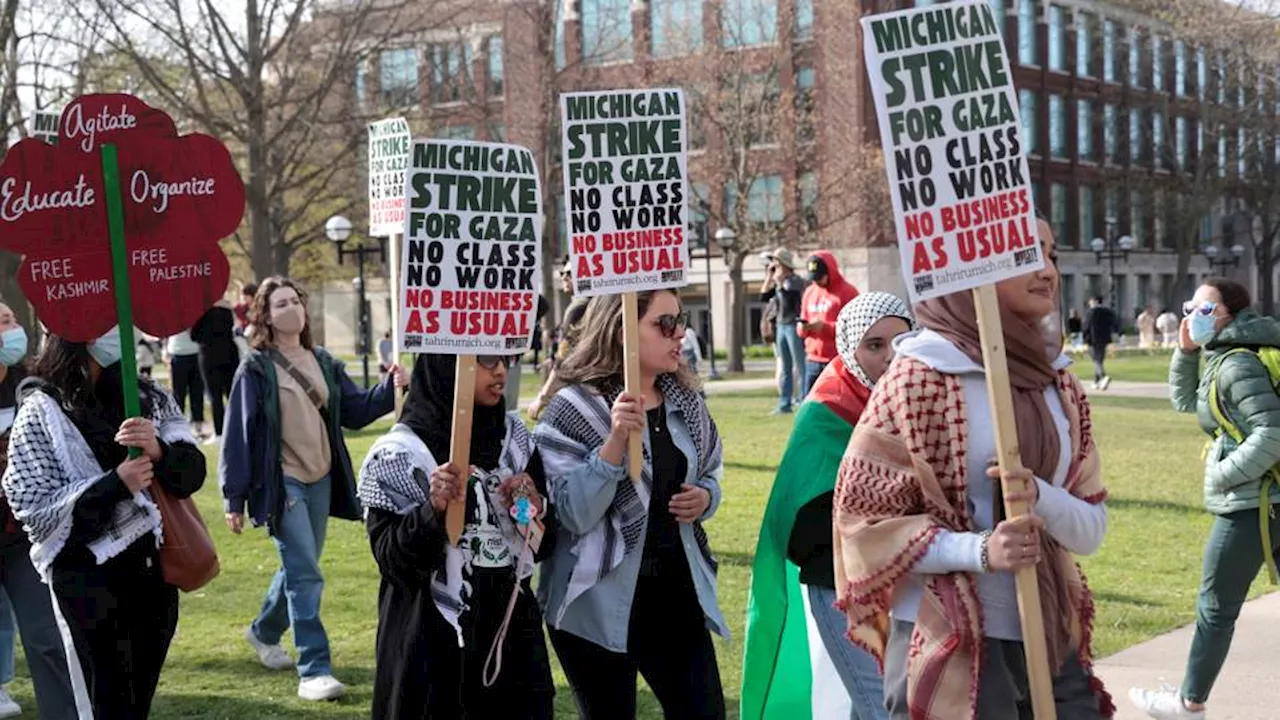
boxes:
[1189,311,1220,346]
[0,327,27,367]
[88,326,123,368]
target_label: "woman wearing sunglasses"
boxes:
[359,353,557,718]
[1130,278,1280,720]
[533,289,728,719]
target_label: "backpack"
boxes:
[1207,347,1280,584]
[760,296,779,344]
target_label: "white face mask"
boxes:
[88,326,123,367]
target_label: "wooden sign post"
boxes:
[621,292,644,480]
[860,3,1056,716]
[388,231,406,416]
[400,138,544,546]
[368,117,411,415]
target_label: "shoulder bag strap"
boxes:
[267,349,327,411]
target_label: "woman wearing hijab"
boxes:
[220,277,406,702]
[833,219,1115,719]
[743,292,913,720]
[3,326,205,718]
[358,353,556,718]
[533,290,728,719]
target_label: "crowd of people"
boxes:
[0,222,1271,719]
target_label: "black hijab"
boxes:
[398,354,508,471]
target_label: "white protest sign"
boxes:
[368,117,411,237]
[863,1,1042,303]
[29,111,60,144]
[560,88,690,298]
[400,139,542,355]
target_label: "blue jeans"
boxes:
[0,588,13,685]
[808,584,889,720]
[776,324,805,411]
[805,360,828,396]
[252,476,333,678]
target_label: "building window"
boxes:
[379,47,419,108]
[444,125,475,140]
[729,72,781,146]
[1018,0,1037,66]
[651,0,703,57]
[795,0,814,40]
[723,0,778,48]
[1049,94,1066,158]
[1218,130,1227,176]
[1020,89,1038,154]
[726,175,785,227]
[1201,213,1214,244]
[1129,107,1142,164]
[1175,116,1188,168]
[1103,103,1117,163]
[1152,110,1165,169]
[798,171,819,233]
[1131,190,1148,248]
[487,123,506,142]
[582,0,633,64]
[1077,99,1094,162]
[1105,187,1120,228]
[429,43,471,105]
[1151,35,1164,91]
[795,67,816,144]
[1197,48,1208,101]
[1050,183,1068,245]
[1216,53,1226,104]
[1174,40,1187,96]
[1079,185,1095,245]
[1128,27,1142,88]
[1076,12,1094,76]
[488,37,504,98]
[1048,6,1066,72]
[354,63,368,111]
[1239,127,1247,176]
[988,0,1006,38]
[1103,20,1118,83]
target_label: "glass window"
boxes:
[795,0,814,40]
[1216,53,1226,104]
[1103,20,1117,83]
[1020,89,1038,154]
[723,0,778,48]
[1130,190,1147,248]
[1077,99,1093,162]
[429,43,471,105]
[1105,186,1120,225]
[488,37,504,98]
[1152,110,1165,169]
[651,0,703,57]
[1197,48,1207,101]
[1049,6,1066,72]
[1175,116,1187,168]
[1151,35,1163,91]
[1174,40,1187,96]
[1050,183,1068,244]
[1239,127,1247,175]
[726,176,785,225]
[488,123,506,142]
[1154,190,1170,249]
[1079,185,1095,245]
[444,125,475,140]
[582,0,633,64]
[725,72,782,146]
[1201,213,1214,243]
[795,67,817,144]
[1018,0,1037,65]
[1218,129,1227,176]
[1129,107,1142,163]
[1076,12,1094,76]
[1103,103,1118,162]
[379,47,419,108]
[1128,27,1142,87]
[354,62,367,111]
[799,171,819,233]
[988,0,1007,38]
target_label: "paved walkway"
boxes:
[1097,592,1280,719]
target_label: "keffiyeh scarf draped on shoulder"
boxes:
[357,415,534,646]
[833,358,1113,720]
[532,375,721,626]
[2,388,196,576]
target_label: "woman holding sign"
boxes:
[220,277,406,702]
[533,289,728,719]
[3,327,206,719]
[358,353,557,718]
[833,221,1116,719]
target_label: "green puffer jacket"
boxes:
[1170,309,1280,515]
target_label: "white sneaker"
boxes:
[1100,376,1113,390]
[0,686,20,718]
[1129,686,1205,719]
[244,627,294,670]
[298,674,346,701]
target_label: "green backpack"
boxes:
[1207,347,1280,584]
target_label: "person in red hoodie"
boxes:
[799,251,859,393]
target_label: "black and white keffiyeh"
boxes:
[532,375,722,627]
[835,291,914,389]
[357,414,534,647]
[2,388,196,576]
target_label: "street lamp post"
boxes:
[1090,218,1135,311]
[713,226,737,375]
[326,214,385,388]
[1201,243,1246,273]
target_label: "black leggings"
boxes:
[1088,344,1108,382]
[170,353,204,423]
[200,359,236,436]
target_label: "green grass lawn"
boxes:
[3,390,1249,717]
[1068,352,1175,384]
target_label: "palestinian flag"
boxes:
[742,357,870,719]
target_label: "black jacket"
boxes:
[1084,306,1119,347]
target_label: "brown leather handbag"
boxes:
[151,483,220,592]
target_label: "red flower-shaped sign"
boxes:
[0,94,245,341]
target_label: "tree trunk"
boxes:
[727,251,745,373]
[245,0,271,281]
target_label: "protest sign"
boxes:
[863,3,1055,716]
[29,111,60,144]
[401,138,542,542]
[863,1,1041,304]
[368,117,411,237]
[560,88,690,297]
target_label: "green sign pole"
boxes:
[101,143,143,451]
